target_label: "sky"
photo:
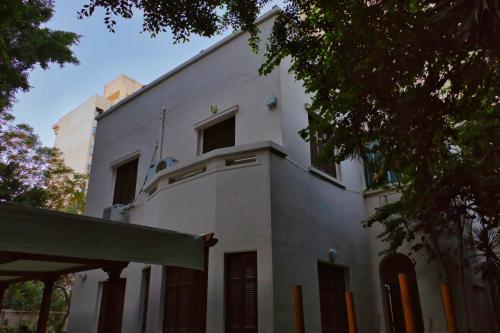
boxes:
[11,0,283,146]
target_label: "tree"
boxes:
[0,112,87,212]
[78,0,272,48]
[0,0,80,112]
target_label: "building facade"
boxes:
[68,10,497,333]
[52,75,142,174]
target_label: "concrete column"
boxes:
[37,277,56,333]
[440,283,458,333]
[398,273,416,333]
[345,291,357,333]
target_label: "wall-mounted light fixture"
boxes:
[266,93,278,109]
[329,248,338,262]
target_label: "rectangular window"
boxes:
[113,158,139,205]
[97,278,127,333]
[163,266,208,333]
[225,252,257,333]
[317,263,348,333]
[201,116,235,154]
[140,267,151,333]
[364,150,398,188]
[309,115,339,179]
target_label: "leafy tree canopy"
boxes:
[0,0,80,112]
[0,112,87,212]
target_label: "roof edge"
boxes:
[96,7,280,121]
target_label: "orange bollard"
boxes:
[345,291,357,333]
[398,273,416,333]
[440,283,458,333]
[293,285,305,333]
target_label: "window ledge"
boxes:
[193,105,238,130]
[309,167,345,189]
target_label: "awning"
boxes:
[0,203,212,284]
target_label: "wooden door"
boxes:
[318,263,349,333]
[225,252,258,333]
[163,266,207,333]
[98,278,126,333]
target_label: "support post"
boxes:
[293,285,305,333]
[440,283,458,333]
[398,273,416,333]
[345,291,357,333]
[37,277,56,333]
[0,283,8,315]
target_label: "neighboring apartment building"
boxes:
[67,9,498,333]
[52,75,142,174]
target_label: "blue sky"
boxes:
[12,0,283,146]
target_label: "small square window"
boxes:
[200,116,235,154]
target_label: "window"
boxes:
[364,150,398,188]
[225,252,257,333]
[113,158,139,205]
[163,266,208,333]
[201,116,235,154]
[309,115,339,179]
[140,267,151,333]
[97,278,126,333]
[317,263,348,333]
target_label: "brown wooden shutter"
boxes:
[141,267,151,333]
[98,278,126,333]
[318,263,348,333]
[225,252,258,333]
[202,117,235,153]
[163,266,207,333]
[113,158,139,205]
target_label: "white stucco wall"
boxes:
[269,153,377,333]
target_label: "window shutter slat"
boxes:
[225,252,258,333]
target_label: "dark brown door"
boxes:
[225,252,258,333]
[98,278,126,333]
[379,254,424,333]
[141,267,151,333]
[163,266,207,333]
[318,263,349,333]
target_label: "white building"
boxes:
[68,9,497,333]
[52,75,142,174]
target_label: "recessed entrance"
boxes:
[380,254,424,333]
[317,262,349,333]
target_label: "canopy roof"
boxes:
[0,203,209,284]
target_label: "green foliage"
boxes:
[0,0,79,112]
[0,112,87,212]
[79,0,272,49]
[4,275,74,332]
